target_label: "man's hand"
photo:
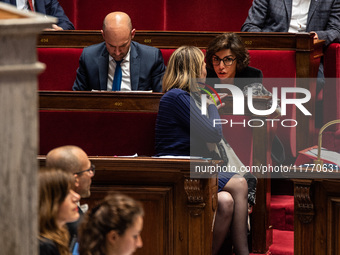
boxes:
[311,31,319,40]
[44,24,64,31]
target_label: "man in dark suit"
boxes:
[241,0,340,46]
[46,145,93,247]
[0,0,74,30]
[72,12,166,92]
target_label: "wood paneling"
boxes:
[39,156,218,255]
[284,169,340,255]
[38,92,274,253]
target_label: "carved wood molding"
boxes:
[295,180,314,224]
[184,178,206,216]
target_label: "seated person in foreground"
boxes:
[72,11,166,92]
[39,168,80,255]
[78,193,144,255]
[0,0,75,30]
[46,145,94,248]
[155,46,250,255]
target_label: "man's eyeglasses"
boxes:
[74,164,95,176]
[212,56,237,66]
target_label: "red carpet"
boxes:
[268,195,294,255]
[241,195,295,255]
[269,230,294,255]
[270,195,294,231]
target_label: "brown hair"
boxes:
[206,33,250,72]
[162,45,205,93]
[78,193,144,255]
[39,168,75,255]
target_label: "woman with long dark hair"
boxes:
[39,168,80,255]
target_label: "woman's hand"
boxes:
[207,93,228,109]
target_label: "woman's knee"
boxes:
[226,175,248,196]
[217,192,234,213]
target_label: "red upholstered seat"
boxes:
[248,50,296,78]
[56,0,252,31]
[165,0,253,31]
[39,111,157,156]
[161,49,175,66]
[58,0,77,28]
[270,195,294,231]
[75,0,165,30]
[37,47,300,161]
[249,50,297,161]
[38,48,82,90]
[322,43,340,152]
[220,115,253,166]
[37,48,204,91]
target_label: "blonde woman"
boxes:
[155,46,249,255]
[39,168,80,255]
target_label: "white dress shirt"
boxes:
[16,0,34,11]
[107,48,131,91]
[289,0,311,32]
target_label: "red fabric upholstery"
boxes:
[220,115,253,166]
[75,0,165,30]
[56,0,252,31]
[249,50,297,160]
[37,47,299,159]
[39,111,157,156]
[37,48,205,91]
[324,43,340,78]
[269,230,294,255]
[161,49,175,66]
[39,110,254,163]
[58,0,77,28]
[38,48,82,90]
[165,0,252,31]
[270,195,294,231]
[322,43,340,152]
[248,50,296,78]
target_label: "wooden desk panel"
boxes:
[39,92,274,253]
[39,91,162,112]
[37,31,324,153]
[38,156,218,255]
[283,168,340,255]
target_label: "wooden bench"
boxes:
[38,156,218,255]
[39,91,274,253]
[282,168,340,255]
[37,31,324,160]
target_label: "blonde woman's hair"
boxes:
[162,46,205,93]
[39,168,75,255]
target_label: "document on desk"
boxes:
[152,155,211,160]
[115,153,138,157]
[304,147,340,166]
[91,90,153,93]
[297,146,340,167]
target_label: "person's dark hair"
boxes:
[78,193,144,255]
[206,33,250,72]
[39,168,75,255]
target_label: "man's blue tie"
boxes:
[112,60,122,91]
